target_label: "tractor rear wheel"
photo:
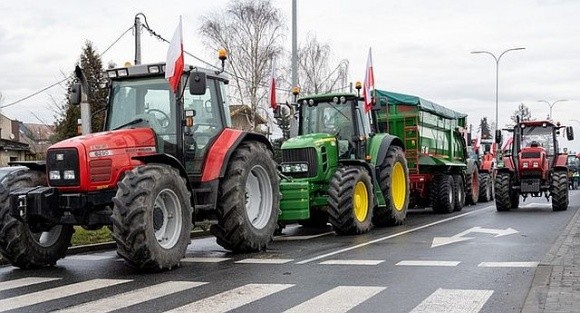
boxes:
[466,166,480,205]
[431,174,455,214]
[453,175,465,212]
[328,166,373,235]
[0,169,73,269]
[551,170,569,211]
[373,146,410,226]
[112,164,192,271]
[495,172,513,211]
[478,172,493,202]
[211,141,280,252]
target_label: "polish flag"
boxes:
[363,47,375,112]
[502,136,513,151]
[269,58,277,110]
[165,17,184,93]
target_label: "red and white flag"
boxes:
[165,17,184,92]
[269,58,277,110]
[363,47,375,112]
[502,136,513,151]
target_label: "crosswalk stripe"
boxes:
[478,261,539,268]
[396,260,461,267]
[55,281,206,313]
[409,288,493,313]
[319,260,384,265]
[164,283,294,313]
[0,279,130,312]
[181,257,231,263]
[0,277,61,292]
[283,286,385,313]
[235,258,294,264]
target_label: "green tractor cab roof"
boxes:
[297,92,359,105]
[106,63,224,80]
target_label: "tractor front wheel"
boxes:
[211,141,280,252]
[495,172,513,212]
[551,171,569,211]
[0,169,73,269]
[328,166,373,235]
[478,172,493,202]
[431,174,455,214]
[373,146,410,226]
[112,164,192,271]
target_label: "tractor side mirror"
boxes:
[189,72,207,95]
[566,126,574,141]
[495,130,502,144]
[70,83,82,105]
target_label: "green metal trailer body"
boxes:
[373,90,469,212]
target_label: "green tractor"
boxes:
[278,93,410,235]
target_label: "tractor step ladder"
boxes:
[403,115,420,174]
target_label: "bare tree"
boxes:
[510,103,534,125]
[200,0,285,130]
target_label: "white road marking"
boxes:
[478,261,539,268]
[181,257,231,263]
[296,207,491,264]
[396,260,461,267]
[65,255,115,261]
[410,288,493,313]
[283,286,385,313]
[164,283,294,313]
[319,260,384,266]
[55,281,206,313]
[0,277,61,292]
[235,258,294,264]
[0,279,130,312]
[274,232,334,241]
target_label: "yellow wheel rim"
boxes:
[353,181,369,222]
[391,162,407,211]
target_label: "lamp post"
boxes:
[471,47,525,135]
[537,99,568,121]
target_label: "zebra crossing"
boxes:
[0,276,494,313]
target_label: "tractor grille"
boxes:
[521,152,541,159]
[282,148,318,178]
[521,178,541,193]
[89,159,112,182]
[47,148,80,186]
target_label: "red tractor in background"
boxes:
[465,135,495,204]
[0,57,280,271]
[494,118,574,211]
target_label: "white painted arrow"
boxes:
[431,226,519,248]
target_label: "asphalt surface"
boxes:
[0,191,578,312]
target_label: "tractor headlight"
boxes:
[522,162,529,168]
[49,170,61,180]
[63,170,76,180]
[281,163,309,173]
[532,161,539,168]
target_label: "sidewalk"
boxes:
[522,204,580,313]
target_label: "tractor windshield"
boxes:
[300,101,354,141]
[520,125,555,155]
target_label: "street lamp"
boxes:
[537,99,568,120]
[471,47,525,136]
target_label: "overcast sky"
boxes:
[1,0,579,150]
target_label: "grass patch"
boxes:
[71,226,113,246]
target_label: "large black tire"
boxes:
[466,166,480,205]
[431,174,455,214]
[0,169,73,269]
[453,175,465,212]
[373,146,410,227]
[478,172,493,202]
[551,171,569,211]
[495,172,513,211]
[210,141,280,252]
[112,164,192,271]
[298,207,329,228]
[328,166,373,235]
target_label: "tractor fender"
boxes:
[132,153,193,192]
[201,129,273,183]
[339,159,377,185]
[7,161,46,172]
[373,134,405,168]
[553,154,568,168]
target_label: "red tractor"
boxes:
[494,118,574,211]
[0,58,280,270]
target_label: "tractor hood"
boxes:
[50,128,157,152]
[281,133,337,150]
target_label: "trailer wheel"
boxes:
[466,166,479,205]
[478,172,493,202]
[211,141,280,252]
[0,169,73,269]
[328,166,373,235]
[453,175,465,211]
[431,174,455,214]
[112,164,192,271]
[373,146,410,226]
[495,172,513,211]
[551,170,569,211]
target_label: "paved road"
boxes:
[0,191,578,312]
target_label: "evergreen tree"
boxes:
[479,117,491,139]
[54,41,107,141]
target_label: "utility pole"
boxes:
[134,14,142,65]
[290,0,298,137]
